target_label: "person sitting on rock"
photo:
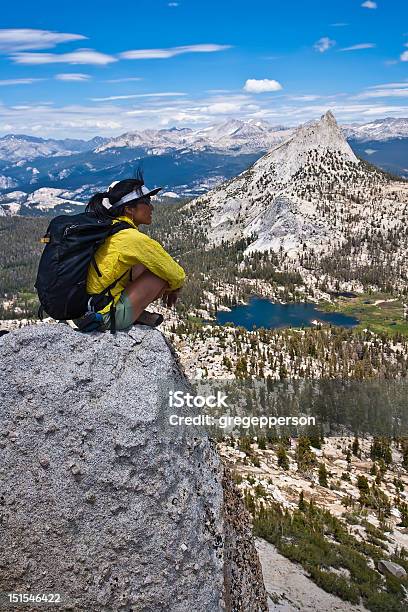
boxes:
[84,173,185,330]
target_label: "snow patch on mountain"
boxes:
[25,188,81,211]
[344,117,408,142]
[161,191,180,198]
[0,175,17,189]
[0,134,109,162]
[0,187,85,215]
[96,119,293,155]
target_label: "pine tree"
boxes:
[307,426,323,450]
[257,437,267,451]
[398,502,408,528]
[277,445,289,470]
[352,436,360,457]
[298,490,306,512]
[357,475,370,505]
[403,444,408,470]
[296,436,316,473]
[370,437,392,465]
[318,463,329,487]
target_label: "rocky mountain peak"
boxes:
[260,110,358,183]
[297,110,354,153]
[185,110,407,256]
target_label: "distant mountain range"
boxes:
[0,116,407,216]
[94,119,293,155]
[0,134,109,162]
[343,117,408,141]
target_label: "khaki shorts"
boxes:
[101,292,135,331]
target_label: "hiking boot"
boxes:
[69,312,104,332]
[134,310,164,327]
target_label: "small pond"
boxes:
[216,297,359,331]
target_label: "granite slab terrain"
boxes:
[0,323,267,612]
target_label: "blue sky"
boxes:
[0,0,407,138]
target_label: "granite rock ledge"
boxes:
[0,323,267,612]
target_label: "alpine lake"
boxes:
[216,296,359,331]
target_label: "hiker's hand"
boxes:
[163,288,180,307]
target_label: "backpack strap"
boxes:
[109,220,133,235]
[91,254,102,277]
[91,220,133,334]
[103,270,129,302]
[90,221,130,278]
[109,302,116,335]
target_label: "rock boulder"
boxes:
[0,324,267,611]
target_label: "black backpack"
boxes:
[35,212,132,329]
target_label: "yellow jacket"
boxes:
[86,215,186,314]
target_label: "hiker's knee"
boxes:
[140,269,169,289]
[126,269,168,304]
[131,263,147,280]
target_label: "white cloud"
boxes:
[104,77,142,83]
[0,102,124,136]
[243,78,282,93]
[28,119,122,131]
[125,95,258,122]
[168,2,179,5]
[401,50,408,62]
[331,23,348,27]
[360,106,408,115]
[204,102,242,113]
[261,102,408,122]
[119,44,232,60]
[2,82,408,138]
[0,28,86,52]
[125,107,204,123]
[206,89,233,94]
[366,81,408,89]
[289,95,321,101]
[0,78,44,86]
[340,43,376,51]
[314,37,336,53]
[55,73,90,81]
[356,88,408,98]
[11,49,117,65]
[91,92,186,101]
[158,111,205,125]
[361,1,377,8]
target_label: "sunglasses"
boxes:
[125,194,152,210]
[138,196,152,206]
